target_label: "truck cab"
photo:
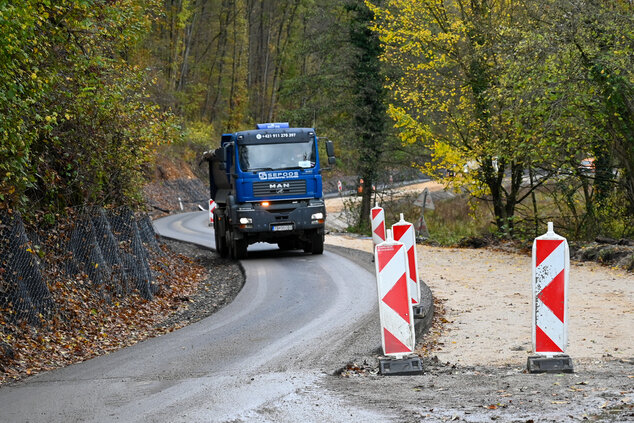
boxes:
[205,123,335,259]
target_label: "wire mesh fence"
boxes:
[0,213,54,325]
[0,207,171,327]
[143,178,209,215]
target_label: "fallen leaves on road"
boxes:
[337,361,376,377]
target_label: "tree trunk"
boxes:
[209,0,231,122]
[358,177,374,232]
[177,10,198,92]
[529,167,539,237]
[268,0,300,122]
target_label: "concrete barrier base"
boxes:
[379,356,424,376]
[527,355,574,373]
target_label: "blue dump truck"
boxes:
[203,123,335,259]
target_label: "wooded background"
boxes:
[0,0,632,240]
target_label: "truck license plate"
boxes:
[272,224,293,232]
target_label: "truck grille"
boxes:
[253,180,306,197]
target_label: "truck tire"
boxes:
[303,231,324,255]
[213,219,228,258]
[311,234,324,255]
[230,237,248,260]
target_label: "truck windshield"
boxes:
[239,141,316,172]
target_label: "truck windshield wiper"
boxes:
[249,167,275,171]
[279,164,315,170]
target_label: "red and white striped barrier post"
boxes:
[209,199,217,226]
[392,214,422,316]
[528,222,573,373]
[371,205,386,247]
[375,229,422,375]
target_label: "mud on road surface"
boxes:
[327,357,633,422]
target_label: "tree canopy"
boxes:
[1,0,631,239]
[0,0,178,214]
[370,0,633,238]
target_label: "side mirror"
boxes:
[220,146,230,170]
[325,140,335,158]
[211,145,229,170]
[325,140,335,166]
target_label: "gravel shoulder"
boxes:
[324,233,634,365]
[157,239,244,329]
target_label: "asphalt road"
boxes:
[0,211,390,422]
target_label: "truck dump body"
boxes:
[205,124,334,259]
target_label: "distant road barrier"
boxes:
[371,205,386,247]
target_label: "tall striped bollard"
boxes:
[209,199,217,226]
[375,229,422,375]
[392,213,422,316]
[527,222,573,373]
[371,205,386,247]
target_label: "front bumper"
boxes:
[230,200,326,239]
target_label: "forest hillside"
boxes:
[1,0,632,240]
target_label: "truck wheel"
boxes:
[230,238,248,260]
[214,220,228,257]
[303,232,324,255]
[311,233,324,255]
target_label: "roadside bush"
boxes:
[0,0,179,214]
[423,195,495,246]
[342,186,495,247]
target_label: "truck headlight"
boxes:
[238,216,253,229]
[311,212,324,224]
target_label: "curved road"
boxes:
[0,212,387,422]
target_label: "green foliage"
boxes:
[369,0,634,240]
[503,0,634,238]
[3,0,630,244]
[167,120,214,178]
[0,1,51,206]
[369,0,537,236]
[0,0,179,213]
[425,209,492,247]
[345,1,391,229]
[343,188,494,246]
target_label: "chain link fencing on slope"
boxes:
[144,178,209,216]
[0,207,172,327]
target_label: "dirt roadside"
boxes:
[325,233,633,365]
[323,200,633,421]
